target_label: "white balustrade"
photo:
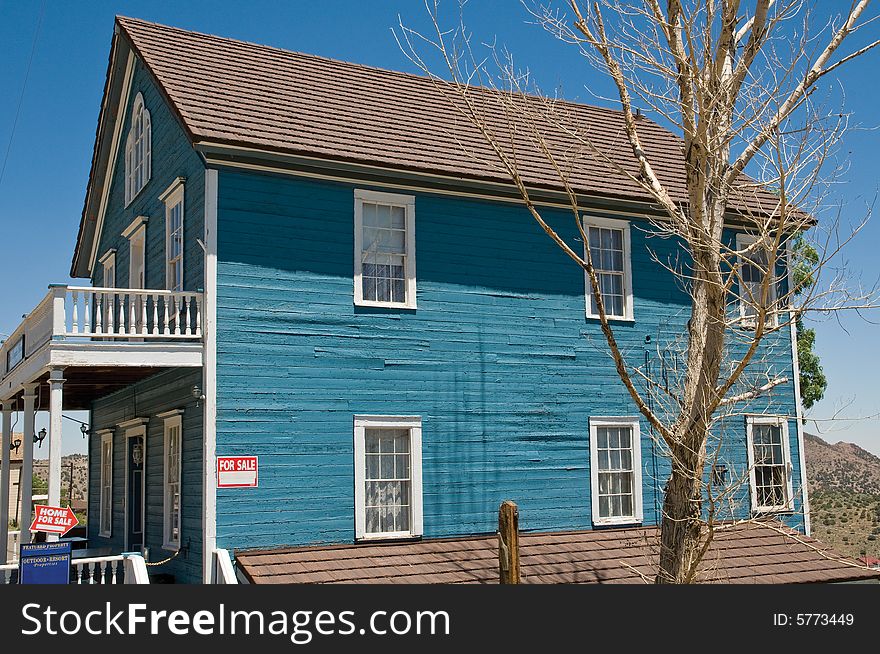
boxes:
[73,555,125,584]
[0,553,150,584]
[58,286,203,340]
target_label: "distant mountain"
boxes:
[804,433,880,495]
[33,454,88,502]
[805,433,880,560]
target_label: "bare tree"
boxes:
[397,0,880,583]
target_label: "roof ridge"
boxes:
[114,15,667,127]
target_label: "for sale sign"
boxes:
[217,456,259,488]
[29,505,79,536]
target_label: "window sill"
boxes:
[162,543,180,553]
[98,531,112,539]
[753,506,795,515]
[355,300,417,311]
[593,517,642,528]
[586,314,635,323]
[356,532,422,543]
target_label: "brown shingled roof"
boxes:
[234,522,880,584]
[115,16,778,216]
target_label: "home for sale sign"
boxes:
[217,456,258,488]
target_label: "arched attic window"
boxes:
[124,92,152,205]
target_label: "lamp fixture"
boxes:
[9,438,21,453]
[132,439,144,466]
[80,423,89,438]
[34,427,47,448]
[191,384,205,407]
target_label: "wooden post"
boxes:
[498,500,520,584]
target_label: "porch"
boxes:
[0,284,203,563]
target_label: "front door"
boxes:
[126,434,145,551]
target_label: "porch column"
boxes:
[46,369,66,543]
[1,399,13,563]
[20,383,37,545]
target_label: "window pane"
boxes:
[391,206,405,229]
[363,427,414,534]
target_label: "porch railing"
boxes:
[213,549,238,584]
[4,530,21,564]
[1,285,203,377]
[0,553,150,584]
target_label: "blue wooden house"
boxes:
[0,17,828,584]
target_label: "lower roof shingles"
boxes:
[234,521,880,585]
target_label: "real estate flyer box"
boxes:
[19,542,72,584]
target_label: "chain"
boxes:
[144,548,181,567]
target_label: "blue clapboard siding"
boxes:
[91,58,204,292]
[87,368,203,583]
[214,168,804,553]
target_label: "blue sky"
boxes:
[1,1,878,455]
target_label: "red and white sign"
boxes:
[30,505,79,536]
[217,456,259,488]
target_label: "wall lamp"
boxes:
[34,427,46,448]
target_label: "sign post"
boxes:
[217,456,259,488]
[19,542,72,584]
[29,504,79,537]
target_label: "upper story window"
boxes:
[590,416,643,526]
[161,178,186,292]
[583,216,633,320]
[354,415,423,540]
[99,249,116,288]
[746,416,793,513]
[354,189,416,309]
[124,92,152,206]
[736,234,778,328]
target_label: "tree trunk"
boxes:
[656,441,706,583]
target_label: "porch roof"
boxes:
[234,521,880,584]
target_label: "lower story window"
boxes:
[590,417,643,525]
[160,410,184,550]
[354,415,423,540]
[99,431,113,537]
[747,416,793,512]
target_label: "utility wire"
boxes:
[0,0,46,190]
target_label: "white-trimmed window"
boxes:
[736,233,778,327]
[161,178,185,292]
[124,92,152,205]
[746,415,794,513]
[98,431,113,537]
[161,411,183,550]
[354,189,416,309]
[354,415,423,540]
[99,250,116,288]
[590,417,643,525]
[583,216,633,320]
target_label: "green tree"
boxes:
[791,233,827,409]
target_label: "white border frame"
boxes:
[353,415,423,541]
[162,178,186,292]
[589,416,643,526]
[98,429,114,538]
[582,215,634,321]
[736,233,779,328]
[746,414,795,513]
[161,411,184,551]
[353,189,417,309]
